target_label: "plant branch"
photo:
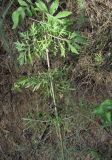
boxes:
[48,33,68,42]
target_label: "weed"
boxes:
[12,0,86,159]
[15,15,86,65]
[94,99,112,126]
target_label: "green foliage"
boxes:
[13,0,86,140]
[15,1,86,65]
[94,99,112,126]
[13,0,86,113]
[13,0,84,99]
[14,68,70,97]
[12,0,86,59]
[13,3,86,158]
[12,0,36,29]
[49,0,59,15]
[35,0,48,13]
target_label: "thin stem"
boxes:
[46,49,64,160]
[48,33,68,42]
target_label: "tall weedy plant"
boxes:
[12,0,86,159]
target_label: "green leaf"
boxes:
[26,0,32,4]
[35,0,48,13]
[55,11,72,19]
[106,112,111,122]
[70,32,86,44]
[12,10,20,29]
[75,36,86,44]
[68,43,79,54]
[19,7,26,20]
[26,7,32,17]
[31,6,36,16]
[93,106,104,115]
[18,0,28,6]
[50,0,59,15]
[28,52,33,65]
[18,52,26,65]
[33,83,41,91]
[94,99,112,125]
[101,99,112,109]
[12,7,25,29]
[59,42,66,57]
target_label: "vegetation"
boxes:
[0,0,112,160]
[94,99,112,126]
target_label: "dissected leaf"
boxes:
[18,52,26,65]
[59,42,66,57]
